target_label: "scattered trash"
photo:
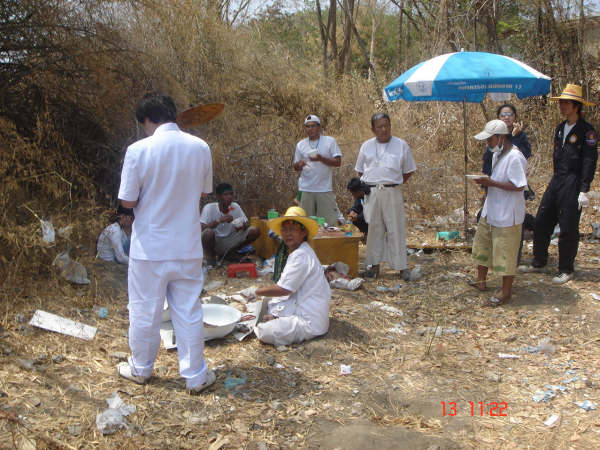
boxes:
[41,219,55,244]
[107,392,136,416]
[16,358,35,371]
[574,400,597,411]
[409,265,422,281]
[224,376,247,390]
[367,301,403,316]
[204,280,224,291]
[257,258,274,276]
[14,314,26,324]
[590,293,600,301]
[592,222,600,239]
[532,389,555,403]
[53,249,90,284]
[544,414,560,427]
[96,393,136,435]
[340,364,352,375]
[29,310,97,340]
[375,285,388,293]
[545,384,568,393]
[563,376,578,384]
[57,225,73,239]
[330,278,364,291]
[436,231,459,241]
[276,345,288,352]
[93,306,108,319]
[498,353,520,359]
[388,324,407,335]
[485,372,502,383]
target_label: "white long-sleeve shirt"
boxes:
[97,222,130,264]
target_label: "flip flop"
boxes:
[467,279,488,292]
[483,295,510,307]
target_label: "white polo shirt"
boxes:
[355,136,417,184]
[294,135,342,192]
[118,123,212,261]
[270,242,331,336]
[200,202,248,238]
[481,146,527,227]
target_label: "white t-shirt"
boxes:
[200,202,248,238]
[481,146,527,227]
[294,135,342,192]
[269,242,331,336]
[563,122,575,146]
[97,222,129,264]
[355,136,417,184]
[118,123,212,260]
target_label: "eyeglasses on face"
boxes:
[305,124,320,128]
[500,112,514,118]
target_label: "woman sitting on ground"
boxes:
[253,207,331,346]
[97,205,133,264]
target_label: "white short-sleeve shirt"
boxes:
[97,222,129,264]
[481,146,527,227]
[355,136,417,184]
[294,135,342,192]
[269,242,331,336]
[118,123,212,260]
[200,202,248,238]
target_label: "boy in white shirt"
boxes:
[200,183,260,265]
[471,120,527,307]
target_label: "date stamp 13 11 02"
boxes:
[441,401,508,417]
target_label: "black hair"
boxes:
[215,183,233,195]
[496,103,517,118]
[371,112,391,128]
[347,177,371,195]
[117,205,134,217]
[571,100,583,115]
[135,93,177,124]
[282,219,309,241]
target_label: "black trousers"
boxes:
[533,180,581,273]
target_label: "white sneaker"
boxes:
[117,362,150,385]
[552,272,574,284]
[187,370,216,394]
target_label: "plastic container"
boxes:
[316,217,326,226]
[344,219,352,236]
[267,209,278,219]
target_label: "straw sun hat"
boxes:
[268,206,319,240]
[549,83,594,106]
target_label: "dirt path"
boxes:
[1,241,599,449]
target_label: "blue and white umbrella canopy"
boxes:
[385,52,551,103]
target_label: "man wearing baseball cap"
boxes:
[470,119,528,306]
[520,84,598,284]
[293,114,342,225]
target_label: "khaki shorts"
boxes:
[472,216,522,276]
[215,229,250,255]
[300,191,339,226]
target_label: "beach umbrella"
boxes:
[384,51,551,237]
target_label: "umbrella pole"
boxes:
[463,99,469,241]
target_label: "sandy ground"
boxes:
[1,237,600,449]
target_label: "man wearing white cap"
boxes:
[470,119,527,306]
[521,84,598,284]
[355,113,417,279]
[293,114,342,226]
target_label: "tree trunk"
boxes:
[316,0,329,79]
[368,1,377,81]
[396,0,405,74]
[328,0,337,64]
[338,0,355,75]
[434,0,448,54]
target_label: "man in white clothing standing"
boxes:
[117,93,215,393]
[355,113,417,279]
[471,119,527,307]
[293,114,342,225]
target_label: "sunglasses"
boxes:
[500,112,514,118]
[304,124,320,128]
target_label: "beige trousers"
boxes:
[364,185,407,270]
[300,191,339,226]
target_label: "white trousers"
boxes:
[254,315,317,346]
[364,185,408,270]
[127,258,207,389]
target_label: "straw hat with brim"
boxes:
[176,103,225,128]
[268,206,319,240]
[549,84,594,106]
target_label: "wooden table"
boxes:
[250,217,363,277]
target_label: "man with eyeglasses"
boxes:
[293,114,342,226]
[354,113,417,279]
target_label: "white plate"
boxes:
[465,174,489,180]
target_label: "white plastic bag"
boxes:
[53,250,90,284]
[41,220,55,244]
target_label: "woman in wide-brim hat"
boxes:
[250,206,331,346]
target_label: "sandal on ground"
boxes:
[483,295,510,307]
[360,268,379,279]
[467,279,488,292]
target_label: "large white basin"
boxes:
[202,304,242,340]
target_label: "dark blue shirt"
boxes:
[482,132,531,176]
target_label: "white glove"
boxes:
[578,192,590,209]
[239,286,257,300]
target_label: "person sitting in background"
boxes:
[97,205,133,264]
[200,183,260,265]
[249,207,331,346]
[346,177,369,234]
